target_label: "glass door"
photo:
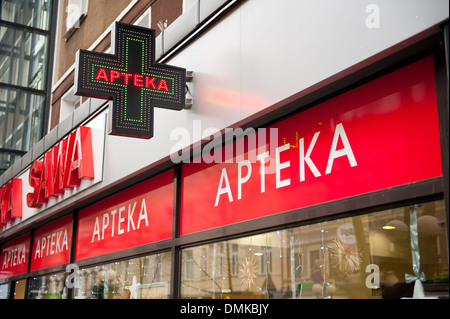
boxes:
[12,279,27,299]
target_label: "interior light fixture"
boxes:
[382,225,396,230]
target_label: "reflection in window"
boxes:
[180,200,448,299]
[0,283,9,299]
[1,0,52,30]
[0,88,44,148]
[27,272,68,299]
[0,26,49,90]
[0,0,54,172]
[184,250,194,281]
[0,87,44,171]
[75,251,171,299]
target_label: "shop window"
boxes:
[201,248,208,279]
[12,279,26,299]
[218,243,226,279]
[183,250,194,281]
[75,252,171,299]
[180,200,448,299]
[0,283,9,299]
[257,246,272,275]
[27,272,68,299]
[230,244,239,276]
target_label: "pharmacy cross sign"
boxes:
[74,22,186,139]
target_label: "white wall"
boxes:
[101,0,449,186]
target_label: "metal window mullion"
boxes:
[31,0,39,30]
[0,18,51,36]
[22,91,32,151]
[170,164,182,299]
[1,88,13,150]
[10,27,28,149]
[28,30,40,89]
[13,0,27,26]
[1,22,20,152]
[0,81,46,95]
[11,91,22,150]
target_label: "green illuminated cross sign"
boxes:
[74,22,186,139]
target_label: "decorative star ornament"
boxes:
[328,238,362,274]
[239,257,257,291]
[128,275,140,299]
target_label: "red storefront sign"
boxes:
[181,55,443,235]
[0,233,30,280]
[30,215,72,272]
[0,178,22,226]
[75,169,174,261]
[27,125,95,208]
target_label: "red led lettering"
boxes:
[134,74,144,87]
[121,72,133,85]
[95,67,171,93]
[95,68,109,81]
[157,79,169,91]
[110,70,121,83]
[145,76,157,89]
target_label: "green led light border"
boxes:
[90,37,175,123]
[75,22,186,139]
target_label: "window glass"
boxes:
[0,26,48,90]
[0,88,45,149]
[0,283,9,299]
[27,272,68,299]
[0,1,54,172]
[0,0,52,30]
[75,251,171,299]
[13,279,27,299]
[181,200,448,299]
